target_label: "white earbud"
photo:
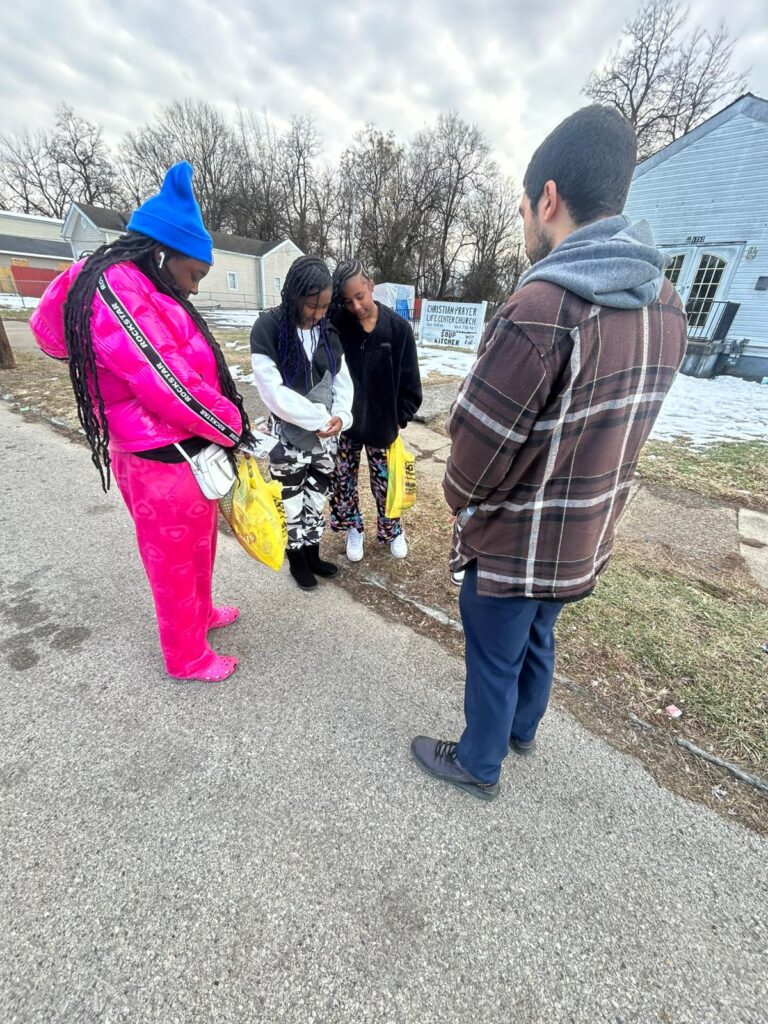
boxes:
[157,251,166,270]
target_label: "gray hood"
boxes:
[518,215,666,309]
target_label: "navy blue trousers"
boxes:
[455,564,564,784]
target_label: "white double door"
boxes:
[660,242,743,336]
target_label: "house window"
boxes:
[664,254,686,286]
[274,276,281,292]
[686,255,726,329]
[227,271,239,291]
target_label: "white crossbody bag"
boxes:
[173,442,237,500]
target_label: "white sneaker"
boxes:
[450,569,465,587]
[390,532,408,559]
[346,527,364,562]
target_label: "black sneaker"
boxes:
[410,736,500,801]
[509,736,536,756]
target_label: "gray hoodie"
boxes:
[518,215,666,310]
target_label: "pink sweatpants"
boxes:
[111,450,220,677]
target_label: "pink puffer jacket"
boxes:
[30,260,243,452]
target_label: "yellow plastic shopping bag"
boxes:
[218,456,288,571]
[385,436,417,519]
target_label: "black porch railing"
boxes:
[686,300,740,342]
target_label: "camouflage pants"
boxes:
[269,440,337,550]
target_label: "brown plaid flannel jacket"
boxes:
[444,277,687,600]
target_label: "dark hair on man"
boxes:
[523,105,637,225]
[277,255,336,391]
[63,232,254,491]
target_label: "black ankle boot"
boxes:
[304,543,339,578]
[286,547,317,590]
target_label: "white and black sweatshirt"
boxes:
[250,309,354,449]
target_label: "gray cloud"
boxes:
[0,0,764,180]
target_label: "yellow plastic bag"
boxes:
[385,436,417,519]
[218,456,288,571]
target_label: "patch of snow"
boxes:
[417,344,476,378]
[203,308,262,329]
[651,373,768,446]
[230,365,254,385]
[0,295,39,310]
[414,347,768,447]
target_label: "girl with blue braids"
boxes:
[250,255,354,590]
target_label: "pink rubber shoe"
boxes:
[171,654,239,682]
[208,606,240,630]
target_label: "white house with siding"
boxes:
[0,210,66,244]
[205,232,303,310]
[625,93,768,380]
[61,202,303,311]
[0,211,74,297]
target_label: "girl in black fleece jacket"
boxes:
[329,260,422,562]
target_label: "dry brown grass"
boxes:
[330,469,768,779]
[638,438,768,512]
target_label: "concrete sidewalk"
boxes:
[1,406,766,1024]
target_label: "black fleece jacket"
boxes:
[331,302,422,449]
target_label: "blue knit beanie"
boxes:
[126,161,213,265]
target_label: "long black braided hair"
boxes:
[331,257,371,318]
[277,255,337,392]
[62,231,254,491]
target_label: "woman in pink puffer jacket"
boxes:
[30,162,253,683]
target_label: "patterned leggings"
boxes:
[269,442,336,550]
[329,434,403,543]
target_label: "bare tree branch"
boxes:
[119,99,241,229]
[584,0,748,158]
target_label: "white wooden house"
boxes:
[0,211,73,297]
[61,202,302,311]
[205,232,303,310]
[625,93,768,380]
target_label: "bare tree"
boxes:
[0,105,120,216]
[120,99,240,229]
[460,174,525,303]
[231,109,284,240]
[584,0,748,158]
[339,126,418,282]
[0,129,50,214]
[231,110,341,252]
[309,166,342,260]
[49,105,119,207]
[273,115,323,252]
[411,112,491,297]
[338,116,510,301]
[404,143,444,296]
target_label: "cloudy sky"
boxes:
[1,0,766,180]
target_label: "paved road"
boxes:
[1,403,766,1024]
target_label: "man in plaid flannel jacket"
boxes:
[412,106,687,801]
